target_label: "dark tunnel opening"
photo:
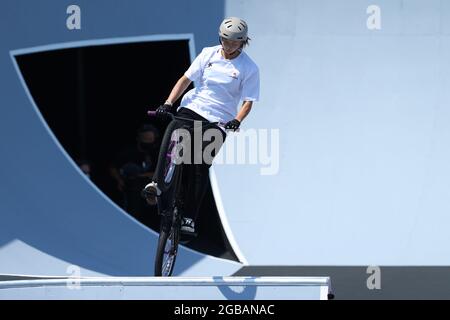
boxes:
[14,39,239,262]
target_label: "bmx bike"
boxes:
[144,110,236,276]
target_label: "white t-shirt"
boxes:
[179,45,260,123]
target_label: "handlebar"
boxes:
[147,110,239,132]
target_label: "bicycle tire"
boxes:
[154,214,180,276]
[153,120,185,193]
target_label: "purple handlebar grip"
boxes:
[147,111,157,116]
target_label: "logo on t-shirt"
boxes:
[230,71,239,80]
[207,62,213,68]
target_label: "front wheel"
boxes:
[154,214,180,276]
[153,120,185,193]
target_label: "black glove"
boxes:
[224,119,241,131]
[156,103,174,119]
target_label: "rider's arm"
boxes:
[165,75,192,105]
[235,100,253,122]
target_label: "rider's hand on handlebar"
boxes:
[156,103,174,119]
[225,119,241,131]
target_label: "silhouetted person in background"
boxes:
[109,124,160,225]
[76,159,92,179]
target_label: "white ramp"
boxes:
[0,276,332,300]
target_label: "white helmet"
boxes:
[218,17,248,41]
